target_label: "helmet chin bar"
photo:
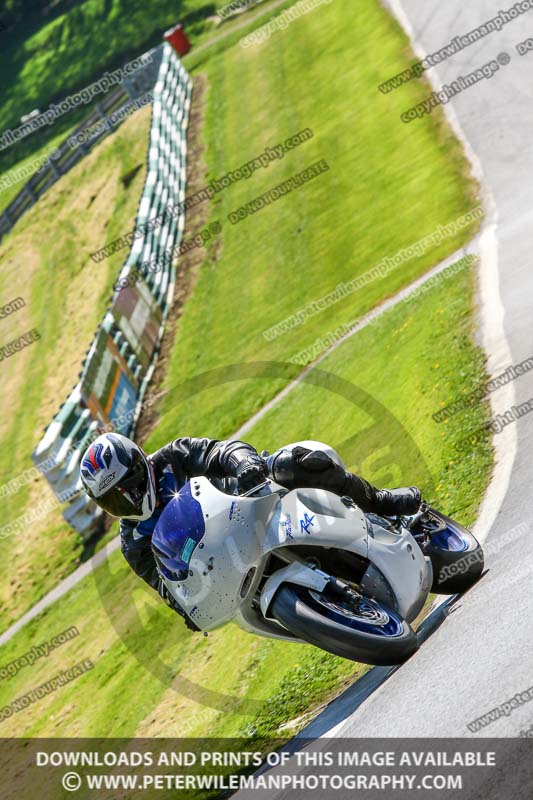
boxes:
[124,456,157,521]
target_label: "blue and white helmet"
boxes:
[79,433,157,520]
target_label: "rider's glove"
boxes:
[374,486,422,516]
[236,455,268,493]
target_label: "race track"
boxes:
[297,0,533,739]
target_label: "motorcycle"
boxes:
[152,476,484,666]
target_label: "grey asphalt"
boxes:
[293,0,533,739]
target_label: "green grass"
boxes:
[243,259,493,525]
[0,127,75,213]
[0,0,285,192]
[0,1,214,173]
[0,0,482,630]
[146,0,480,453]
[0,104,153,630]
[0,257,493,743]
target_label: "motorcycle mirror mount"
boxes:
[239,479,272,498]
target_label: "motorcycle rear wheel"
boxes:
[271,585,418,666]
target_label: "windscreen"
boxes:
[152,482,206,579]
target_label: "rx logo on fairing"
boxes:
[300,513,315,535]
[282,514,294,539]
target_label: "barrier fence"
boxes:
[0,46,164,242]
[31,44,193,537]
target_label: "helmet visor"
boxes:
[99,451,149,517]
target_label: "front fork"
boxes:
[367,501,443,553]
[404,502,448,552]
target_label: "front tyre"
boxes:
[271,585,418,666]
[422,510,484,594]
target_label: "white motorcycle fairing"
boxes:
[153,477,432,640]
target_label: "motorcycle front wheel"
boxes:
[271,585,418,666]
[422,510,484,594]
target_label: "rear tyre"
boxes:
[271,585,418,666]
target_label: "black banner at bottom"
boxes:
[0,737,530,799]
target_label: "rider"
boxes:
[79,432,421,630]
